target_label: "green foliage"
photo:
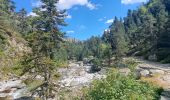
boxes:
[65,36,105,61]
[27,80,44,92]
[103,17,128,62]
[90,58,102,72]
[65,42,84,61]
[157,18,170,62]
[91,58,101,66]
[140,6,148,14]
[16,8,30,37]
[14,0,67,99]
[125,59,138,72]
[83,36,104,59]
[157,48,170,62]
[81,69,162,100]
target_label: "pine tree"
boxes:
[0,0,17,30]
[17,8,29,36]
[18,0,66,99]
[157,17,170,62]
[109,17,128,61]
[124,10,138,46]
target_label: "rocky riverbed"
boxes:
[0,61,107,100]
[55,62,107,99]
[58,62,106,88]
[0,59,170,100]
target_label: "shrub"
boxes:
[90,58,101,73]
[80,69,162,100]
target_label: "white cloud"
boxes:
[31,0,43,7]
[67,30,75,33]
[86,2,96,10]
[98,17,107,22]
[121,0,148,4]
[57,0,96,10]
[27,12,38,17]
[105,19,114,24]
[98,18,103,21]
[32,0,96,10]
[66,14,72,19]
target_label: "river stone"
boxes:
[85,66,92,73]
[160,89,170,100]
[149,69,164,75]
[160,96,170,100]
[140,70,150,77]
[79,71,86,76]
[77,61,83,66]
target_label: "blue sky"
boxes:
[13,0,147,40]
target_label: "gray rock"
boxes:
[149,69,164,75]
[77,61,83,66]
[140,70,150,77]
[135,68,143,79]
[160,89,170,100]
[83,58,89,64]
[85,66,92,73]
[0,80,27,99]
[160,96,170,100]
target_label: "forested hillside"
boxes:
[0,0,29,79]
[0,0,170,100]
[70,0,170,64]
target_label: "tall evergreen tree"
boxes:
[157,17,170,62]
[109,17,128,61]
[17,8,29,36]
[19,0,66,99]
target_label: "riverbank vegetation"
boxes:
[79,69,163,100]
[0,0,170,99]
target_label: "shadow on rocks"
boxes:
[14,96,34,100]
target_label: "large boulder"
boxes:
[140,70,150,77]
